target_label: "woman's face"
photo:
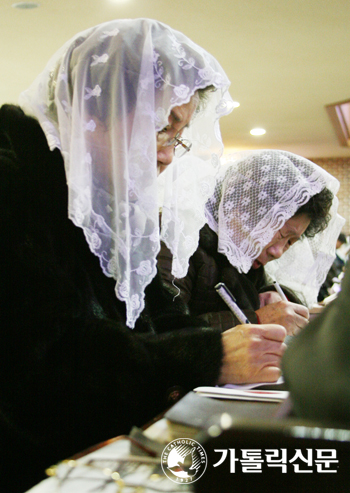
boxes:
[252,213,311,269]
[156,93,199,174]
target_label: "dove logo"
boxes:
[161,438,207,484]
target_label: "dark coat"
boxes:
[283,263,350,426]
[158,224,300,331]
[0,105,223,492]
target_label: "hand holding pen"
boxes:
[215,282,250,325]
[256,281,309,336]
[214,282,288,384]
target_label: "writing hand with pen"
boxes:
[215,283,287,385]
[256,283,309,336]
[255,300,309,337]
[218,323,287,385]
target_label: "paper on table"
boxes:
[193,386,288,402]
[223,376,284,391]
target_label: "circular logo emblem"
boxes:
[161,438,207,484]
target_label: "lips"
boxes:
[252,259,262,269]
[253,258,268,269]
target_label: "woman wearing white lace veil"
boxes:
[158,149,344,342]
[19,18,233,328]
[206,149,345,308]
[1,19,269,492]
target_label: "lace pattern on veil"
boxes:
[19,19,233,327]
[206,150,345,307]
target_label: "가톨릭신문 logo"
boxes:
[161,438,207,484]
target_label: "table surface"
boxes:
[25,392,284,492]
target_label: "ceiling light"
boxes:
[232,101,240,108]
[250,128,266,136]
[12,2,40,8]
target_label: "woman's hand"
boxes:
[259,290,284,307]
[218,324,287,385]
[256,301,309,336]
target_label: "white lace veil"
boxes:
[206,150,345,307]
[19,18,233,328]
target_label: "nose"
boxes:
[267,240,287,261]
[157,145,174,172]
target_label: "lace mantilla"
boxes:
[19,19,233,327]
[206,150,345,307]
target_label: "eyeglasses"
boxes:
[157,129,192,158]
